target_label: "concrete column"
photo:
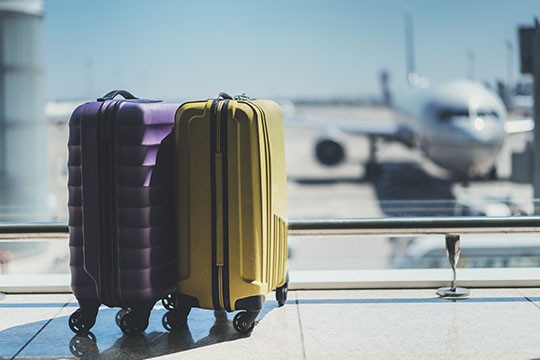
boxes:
[0,1,48,221]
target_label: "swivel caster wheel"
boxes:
[276,282,288,307]
[161,293,177,311]
[69,308,95,335]
[233,311,256,334]
[119,311,144,337]
[162,310,186,331]
[115,308,130,327]
[364,161,381,181]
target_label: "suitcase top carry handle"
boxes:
[97,90,138,102]
[217,92,233,100]
[215,92,251,100]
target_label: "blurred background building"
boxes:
[0,0,48,221]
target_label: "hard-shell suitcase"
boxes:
[68,90,179,336]
[173,93,288,334]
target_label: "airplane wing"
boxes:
[285,114,415,147]
[504,118,534,134]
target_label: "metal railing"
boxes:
[0,222,68,238]
[288,216,540,236]
[2,216,540,237]
[2,217,540,292]
[287,216,540,292]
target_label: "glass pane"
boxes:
[0,238,68,275]
[0,1,538,281]
[289,233,540,271]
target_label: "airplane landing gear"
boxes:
[364,136,381,181]
[487,165,497,180]
[364,161,381,181]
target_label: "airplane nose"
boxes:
[462,117,505,145]
[425,116,505,178]
[462,118,505,170]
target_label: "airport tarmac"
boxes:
[284,104,534,271]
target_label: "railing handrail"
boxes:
[1,217,540,237]
[288,216,540,236]
[0,222,68,236]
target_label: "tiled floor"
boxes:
[2,289,540,359]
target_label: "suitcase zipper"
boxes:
[97,100,121,306]
[210,98,231,311]
[217,266,224,310]
[221,100,231,312]
[110,102,121,305]
[259,106,273,288]
[215,101,225,311]
[210,99,221,310]
[247,102,273,288]
[97,103,110,304]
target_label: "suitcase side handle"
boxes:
[97,90,138,102]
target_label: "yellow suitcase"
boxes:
[171,93,288,334]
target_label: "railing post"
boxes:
[436,234,470,298]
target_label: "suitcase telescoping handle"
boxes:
[97,90,138,102]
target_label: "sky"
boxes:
[44,0,539,101]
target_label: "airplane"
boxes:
[286,16,534,182]
[293,78,533,182]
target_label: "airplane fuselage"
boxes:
[393,79,507,179]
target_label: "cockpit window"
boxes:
[476,110,499,118]
[438,109,499,122]
[438,109,469,122]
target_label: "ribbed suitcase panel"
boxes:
[68,103,100,300]
[116,186,169,207]
[67,166,81,187]
[118,225,172,248]
[67,146,81,166]
[112,101,177,303]
[116,145,159,166]
[68,100,177,306]
[116,124,175,146]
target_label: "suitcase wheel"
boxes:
[276,282,288,307]
[233,311,257,335]
[162,310,187,331]
[115,308,130,327]
[118,310,146,337]
[69,308,96,335]
[161,293,177,311]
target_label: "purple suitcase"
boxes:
[68,90,179,336]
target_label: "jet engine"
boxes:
[314,131,346,166]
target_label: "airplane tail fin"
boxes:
[404,12,429,88]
